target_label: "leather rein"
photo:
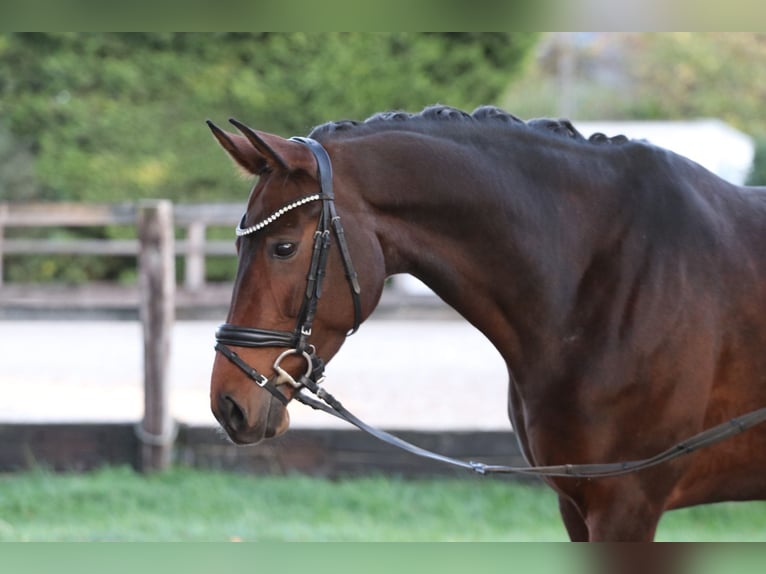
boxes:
[215,137,766,479]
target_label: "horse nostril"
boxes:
[222,395,247,431]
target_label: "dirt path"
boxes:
[0,318,510,431]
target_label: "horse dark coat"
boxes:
[207,105,766,541]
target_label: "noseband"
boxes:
[214,136,361,405]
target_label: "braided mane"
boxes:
[308,104,629,145]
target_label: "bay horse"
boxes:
[207,105,766,541]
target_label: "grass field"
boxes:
[0,466,764,541]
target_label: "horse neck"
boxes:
[337,130,616,365]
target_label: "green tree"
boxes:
[746,137,766,186]
[624,33,766,134]
[0,32,538,283]
[504,33,766,135]
[0,122,37,200]
[0,32,537,204]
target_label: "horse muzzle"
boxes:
[213,384,291,445]
[211,339,322,445]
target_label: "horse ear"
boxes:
[206,120,269,175]
[207,119,317,177]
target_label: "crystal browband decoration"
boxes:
[236,194,323,237]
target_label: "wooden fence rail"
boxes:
[0,201,242,290]
[0,201,243,472]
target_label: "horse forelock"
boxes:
[307,104,630,146]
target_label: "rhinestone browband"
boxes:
[236,194,322,237]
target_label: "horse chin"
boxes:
[265,399,291,439]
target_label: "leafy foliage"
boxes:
[0,122,37,200]
[0,32,537,283]
[746,137,766,186]
[0,32,537,204]
[624,33,766,133]
[504,33,766,186]
[504,33,766,134]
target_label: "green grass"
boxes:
[0,466,763,541]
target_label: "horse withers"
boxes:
[207,105,766,541]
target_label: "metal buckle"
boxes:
[272,348,314,388]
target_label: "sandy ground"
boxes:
[0,318,511,431]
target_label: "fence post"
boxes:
[184,220,206,291]
[137,200,176,472]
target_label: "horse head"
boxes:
[207,119,384,445]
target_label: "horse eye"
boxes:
[272,241,297,259]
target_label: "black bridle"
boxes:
[214,136,361,406]
[215,137,766,478]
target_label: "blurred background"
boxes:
[2,33,764,282]
[1,33,765,541]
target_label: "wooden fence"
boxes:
[0,201,242,290]
[0,201,242,472]
[0,202,469,477]
[0,423,529,480]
